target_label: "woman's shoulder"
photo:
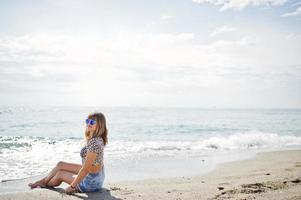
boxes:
[88,137,104,146]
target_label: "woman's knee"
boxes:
[56,170,65,177]
[56,161,66,170]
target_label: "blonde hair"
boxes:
[85,112,108,146]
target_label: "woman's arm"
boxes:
[65,152,97,193]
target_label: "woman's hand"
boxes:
[65,186,77,194]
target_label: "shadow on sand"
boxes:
[48,187,122,200]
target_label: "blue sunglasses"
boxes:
[85,119,96,126]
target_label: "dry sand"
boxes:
[0,150,300,200]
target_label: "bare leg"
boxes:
[28,161,81,188]
[47,170,77,187]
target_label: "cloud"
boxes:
[210,26,236,37]
[0,32,196,68]
[0,31,300,107]
[192,0,288,11]
[0,32,295,83]
[160,15,173,20]
[286,33,301,40]
[0,32,199,97]
[281,6,301,17]
[0,1,300,107]
[291,1,301,7]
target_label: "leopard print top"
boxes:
[80,137,104,167]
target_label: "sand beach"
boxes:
[0,149,300,200]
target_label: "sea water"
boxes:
[0,106,301,183]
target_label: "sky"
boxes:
[0,0,300,108]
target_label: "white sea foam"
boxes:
[194,130,301,150]
[0,136,82,182]
[1,130,300,181]
[106,130,301,156]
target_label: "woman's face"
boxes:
[86,118,97,132]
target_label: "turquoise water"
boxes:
[0,107,301,182]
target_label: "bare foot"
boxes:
[28,180,47,189]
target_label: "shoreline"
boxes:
[0,149,300,199]
[0,149,258,190]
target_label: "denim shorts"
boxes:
[78,168,105,193]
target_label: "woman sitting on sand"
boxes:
[28,112,108,194]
